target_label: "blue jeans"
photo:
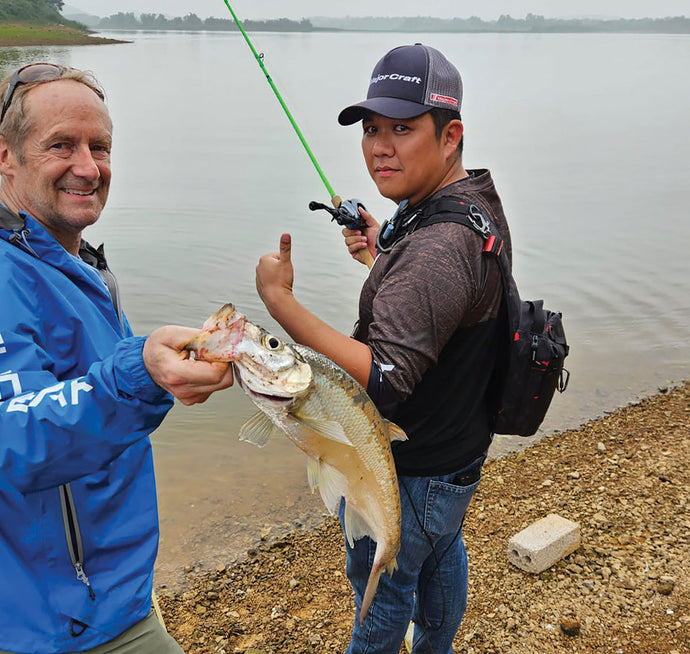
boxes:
[339,453,486,654]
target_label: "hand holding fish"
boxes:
[143,326,234,405]
[342,205,379,266]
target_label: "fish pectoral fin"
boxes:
[306,458,347,515]
[238,411,278,448]
[386,420,408,442]
[296,416,353,446]
[343,503,374,549]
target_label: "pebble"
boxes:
[560,617,581,636]
[657,577,675,595]
[592,512,608,525]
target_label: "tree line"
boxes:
[97,13,315,32]
[313,14,690,33]
[2,3,687,35]
[0,0,66,24]
[95,12,690,33]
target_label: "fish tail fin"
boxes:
[359,564,383,626]
[359,544,397,625]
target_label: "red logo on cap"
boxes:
[430,93,458,107]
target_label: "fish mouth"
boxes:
[233,364,300,405]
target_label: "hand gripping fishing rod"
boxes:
[222,1,374,268]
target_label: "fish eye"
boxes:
[262,334,284,351]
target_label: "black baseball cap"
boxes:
[338,44,463,126]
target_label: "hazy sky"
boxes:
[70,1,689,20]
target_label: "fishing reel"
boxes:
[309,198,367,230]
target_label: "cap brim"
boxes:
[338,97,431,125]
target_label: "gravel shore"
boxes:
[159,381,689,653]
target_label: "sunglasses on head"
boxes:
[0,63,104,126]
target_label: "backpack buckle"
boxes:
[468,204,491,236]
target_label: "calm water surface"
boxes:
[2,31,688,586]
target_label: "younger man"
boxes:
[256,44,512,653]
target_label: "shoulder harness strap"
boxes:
[79,240,125,333]
[419,196,521,334]
[419,196,506,259]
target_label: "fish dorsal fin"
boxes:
[296,416,352,446]
[238,411,278,448]
[386,420,408,442]
[343,503,374,548]
[306,458,347,515]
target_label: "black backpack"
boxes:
[421,197,570,436]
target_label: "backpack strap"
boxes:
[420,196,511,280]
[420,196,506,257]
[79,240,125,333]
[419,196,521,335]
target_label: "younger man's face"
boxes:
[361,111,456,206]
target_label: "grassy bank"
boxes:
[0,24,127,46]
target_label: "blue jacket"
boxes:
[0,210,173,653]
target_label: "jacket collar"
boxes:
[0,203,24,230]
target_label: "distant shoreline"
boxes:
[0,24,128,47]
[81,14,690,35]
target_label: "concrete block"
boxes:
[508,514,580,573]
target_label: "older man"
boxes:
[0,63,233,653]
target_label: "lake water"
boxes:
[1,30,689,587]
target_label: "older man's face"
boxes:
[1,78,112,251]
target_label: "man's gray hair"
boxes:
[0,67,109,162]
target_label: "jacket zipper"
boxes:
[59,483,96,600]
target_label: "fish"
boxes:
[185,303,406,623]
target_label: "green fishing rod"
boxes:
[222,1,374,268]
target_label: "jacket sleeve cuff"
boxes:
[113,337,173,404]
